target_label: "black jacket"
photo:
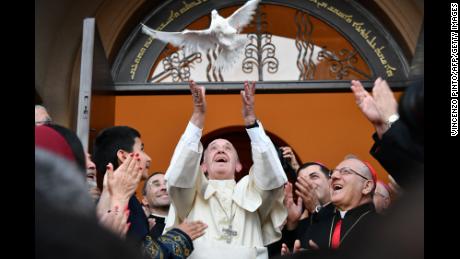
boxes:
[148,214,166,239]
[303,203,379,250]
[370,120,424,189]
[127,195,150,242]
[299,203,335,249]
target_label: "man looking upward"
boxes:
[164,81,288,259]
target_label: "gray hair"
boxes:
[344,154,373,180]
[35,104,48,110]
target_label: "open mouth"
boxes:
[214,155,228,163]
[332,184,343,193]
[87,171,96,180]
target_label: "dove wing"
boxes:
[214,35,248,71]
[227,0,261,32]
[141,24,216,54]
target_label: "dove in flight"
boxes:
[141,0,261,71]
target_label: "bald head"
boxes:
[374,181,391,214]
[343,155,373,181]
[35,105,52,125]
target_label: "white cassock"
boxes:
[164,121,287,259]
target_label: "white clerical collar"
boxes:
[150,213,167,219]
[205,179,236,200]
[208,179,236,189]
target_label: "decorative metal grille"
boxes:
[149,6,373,83]
[242,6,278,81]
[318,49,372,80]
[294,10,371,80]
[150,49,202,83]
[206,46,224,82]
[295,10,316,80]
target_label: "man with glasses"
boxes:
[299,155,379,251]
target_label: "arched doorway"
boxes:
[112,0,410,89]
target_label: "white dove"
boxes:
[141,0,261,71]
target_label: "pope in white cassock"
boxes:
[164,80,288,258]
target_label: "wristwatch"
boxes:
[245,120,259,129]
[386,114,399,128]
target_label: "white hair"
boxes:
[35,104,48,110]
[343,153,372,180]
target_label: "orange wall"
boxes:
[114,91,402,195]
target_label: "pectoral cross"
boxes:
[222,225,237,244]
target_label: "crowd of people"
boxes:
[35,76,423,259]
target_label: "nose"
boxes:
[145,154,152,163]
[86,160,96,170]
[330,170,341,180]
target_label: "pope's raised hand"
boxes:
[189,80,206,129]
[241,81,257,126]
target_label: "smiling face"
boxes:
[330,159,374,211]
[201,139,242,180]
[144,173,170,208]
[298,165,331,205]
[85,152,97,183]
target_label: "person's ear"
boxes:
[141,196,149,207]
[236,161,242,173]
[116,149,128,164]
[362,180,375,195]
[384,196,391,209]
[201,163,208,174]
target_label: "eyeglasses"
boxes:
[329,167,369,180]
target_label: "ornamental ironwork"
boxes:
[295,10,316,80]
[294,10,371,80]
[242,6,278,81]
[206,46,224,82]
[150,49,202,83]
[318,48,372,80]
